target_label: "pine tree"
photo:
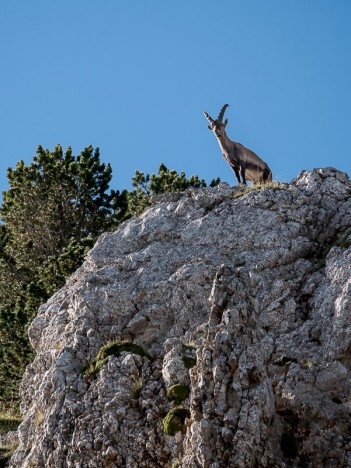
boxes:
[127,163,220,216]
[0,145,126,408]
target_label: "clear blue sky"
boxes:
[1,1,350,196]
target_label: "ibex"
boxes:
[204,104,272,185]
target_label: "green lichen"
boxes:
[166,384,190,404]
[162,407,190,436]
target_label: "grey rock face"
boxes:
[10,168,351,467]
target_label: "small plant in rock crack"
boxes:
[82,356,108,381]
[82,340,151,380]
[131,379,144,399]
[162,407,190,436]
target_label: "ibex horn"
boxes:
[217,104,229,122]
[203,111,215,124]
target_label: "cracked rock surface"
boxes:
[11,168,351,467]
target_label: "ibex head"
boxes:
[204,104,229,138]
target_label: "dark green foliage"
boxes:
[0,145,126,406]
[281,432,298,459]
[0,416,21,463]
[83,341,151,380]
[167,384,190,404]
[182,356,197,369]
[127,163,220,216]
[0,415,22,435]
[0,442,19,466]
[1,145,125,268]
[162,407,190,436]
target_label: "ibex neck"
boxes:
[216,131,232,153]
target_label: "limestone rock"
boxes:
[10,169,351,467]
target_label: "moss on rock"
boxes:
[166,384,190,404]
[82,340,151,380]
[162,407,190,436]
[96,341,151,361]
[182,356,196,369]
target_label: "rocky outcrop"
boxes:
[10,168,351,467]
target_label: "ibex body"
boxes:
[204,104,272,185]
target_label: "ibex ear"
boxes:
[224,118,228,127]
